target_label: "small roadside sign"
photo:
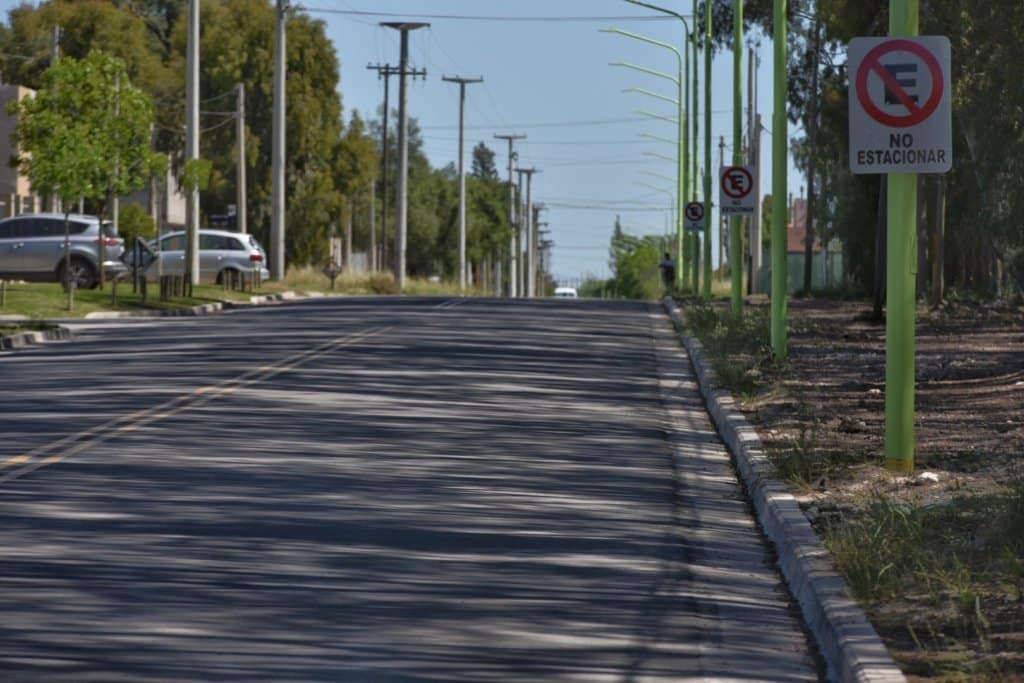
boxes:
[684,201,705,232]
[719,166,756,215]
[849,36,952,174]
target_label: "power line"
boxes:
[422,116,647,130]
[298,8,675,22]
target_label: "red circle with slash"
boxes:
[721,167,753,200]
[855,39,943,128]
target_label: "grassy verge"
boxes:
[0,269,473,326]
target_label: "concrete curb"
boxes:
[662,297,907,683]
[0,325,72,350]
[82,291,299,319]
[2,291,308,349]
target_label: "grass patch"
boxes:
[683,301,774,396]
[822,480,1024,679]
[0,270,473,320]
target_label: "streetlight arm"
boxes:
[636,109,678,124]
[643,151,676,163]
[639,169,677,184]
[624,0,690,32]
[640,132,675,145]
[609,61,679,85]
[599,28,682,67]
[623,86,678,105]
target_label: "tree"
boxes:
[470,142,498,180]
[12,50,157,309]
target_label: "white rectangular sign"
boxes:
[719,166,756,215]
[848,36,952,174]
[684,201,705,232]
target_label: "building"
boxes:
[757,197,844,293]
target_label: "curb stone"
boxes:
[2,292,307,349]
[662,297,907,683]
[0,325,72,350]
[82,292,298,318]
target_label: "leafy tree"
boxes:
[470,141,498,180]
[12,50,157,308]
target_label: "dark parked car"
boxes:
[0,213,126,289]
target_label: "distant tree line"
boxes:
[692,0,1024,299]
[0,0,511,280]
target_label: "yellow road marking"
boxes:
[2,326,390,483]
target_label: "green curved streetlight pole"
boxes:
[602,27,686,289]
[623,0,699,295]
[702,0,713,299]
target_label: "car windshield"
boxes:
[100,221,118,237]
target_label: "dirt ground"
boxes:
[732,297,1024,681]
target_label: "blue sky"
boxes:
[1,0,805,283]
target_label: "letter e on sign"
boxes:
[849,36,952,174]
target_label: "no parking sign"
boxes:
[719,166,756,215]
[849,36,952,174]
[684,202,705,232]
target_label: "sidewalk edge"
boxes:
[662,297,907,683]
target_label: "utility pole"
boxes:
[50,25,62,214]
[236,82,247,234]
[185,0,200,287]
[771,0,789,358]
[271,0,288,280]
[515,169,525,296]
[367,63,401,271]
[369,179,377,271]
[532,205,547,296]
[495,133,526,297]
[382,22,429,291]
[516,168,539,297]
[443,75,483,291]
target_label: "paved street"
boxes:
[0,298,821,681]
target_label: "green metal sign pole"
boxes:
[681,29,690,292]
[771,0,788,356]
[886,0,919,473]
[731,0,744,314]
[703,0,713,300]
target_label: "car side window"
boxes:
[2,218,28,238]
[200,234,235,250]
[42,219,66,237]
[0,221,11,239]
[68,221,90,235]
[228,237,247,251]
[161,234,186,251]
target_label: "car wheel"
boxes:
[59,258,97,290]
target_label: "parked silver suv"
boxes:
[145,229,270,284]
[0,213,126,289]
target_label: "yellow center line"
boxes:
[2,326,391,483]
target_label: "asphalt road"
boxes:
[0,297,822,682]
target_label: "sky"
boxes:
[0,0,806,284]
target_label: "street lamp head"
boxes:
[380,22,431,31]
